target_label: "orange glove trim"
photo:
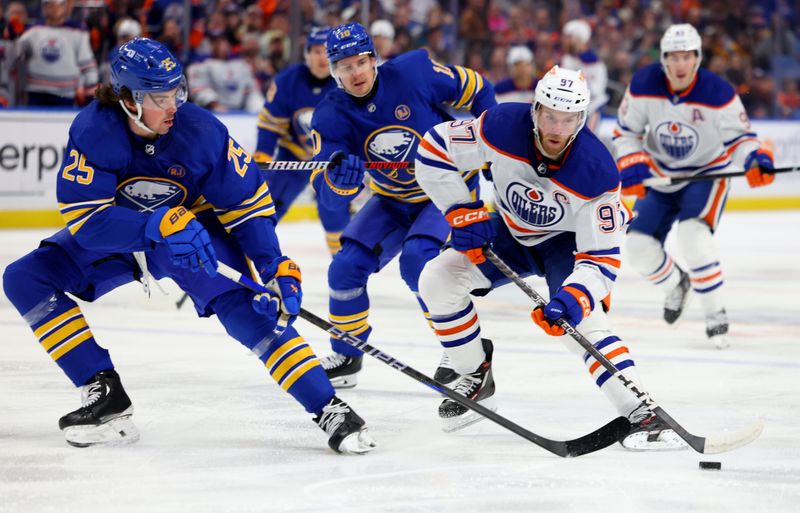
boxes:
[616,151,655,170]
[445,206,489,228]
[621,183,646,199]
[159,206,195,237]
[276,258,302,282]
[563,285,593,319]
[464,247,486,265]
[531,308,565,336]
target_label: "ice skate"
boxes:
[705,309,730,349]
[320,352,362,389]
[314,396,377,454]
[439,339,496,433]
[621,406,687,451]
[663,268,691,325]
[433,350,458,386]
[58,370,139,448]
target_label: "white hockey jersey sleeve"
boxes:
[612,87,649,162]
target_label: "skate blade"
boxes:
[328,374,358,389]
[711,334,730,350]
[63,415,140,448]
[440,397,497,433]
[336,428,378,455]
[665,294,692,328]
[621,429,688,451]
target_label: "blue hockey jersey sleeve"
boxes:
[255,77,291,161]
[57,140,154,253]
[428,58,496,116]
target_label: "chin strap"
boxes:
[118,99,157,135]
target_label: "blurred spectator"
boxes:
[370,19,395,61]
[778,78,800,119]
[560,19,608,130]
[187,34,264,112]
[494,45,536,103]
[16,0,98,107]
[100,18,142,84]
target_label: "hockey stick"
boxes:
[175,292,191,310]
[257,160,412,171]
[214,260,630,457]
[483,248,764,455]
[643,165,799,187]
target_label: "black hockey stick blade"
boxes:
[643,164,798,186]
[483,248,765,455]
[215,261,629,457]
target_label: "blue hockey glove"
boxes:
[616,152,654,199]
[531,284,593,336]
[744,149,775,188]
[260,256,303,316]
[251,290,280,332]
[146,206,218,277]
[325,151,365,194]
[445,200,495,264]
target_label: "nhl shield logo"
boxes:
[394,104,411,120]
[655,121,698,160]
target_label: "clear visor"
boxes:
[135,77,188,110]
[533,104,585,136]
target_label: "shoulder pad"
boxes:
[480,103,534,161]
[628,63,668,97]
[69,102,131,169]
[555,130,619,198]
[684,69,735,107]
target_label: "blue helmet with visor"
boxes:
[111,37,187,108]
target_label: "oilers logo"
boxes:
[39,38,62,63]
[116,177,187,212]
[655,121,698,160]
[504,182,564,227]
[293,107,316,155]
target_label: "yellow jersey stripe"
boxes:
[33,307,81,338]
[280,359,321,391]
[264,336,304,369]
[50,329,93,361]
[270,346,315,383]
[40,317,89,351]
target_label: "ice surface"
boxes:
[1,211,799,513]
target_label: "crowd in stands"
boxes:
[1,0,798,118]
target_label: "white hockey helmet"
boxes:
[562,19,592,44]
[532,66,591,155]
[660,23,702,74]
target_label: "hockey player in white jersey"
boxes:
[415,65,684,450]
[613,24,775,349]
[560,19,608,131]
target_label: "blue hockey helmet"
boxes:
[326,22,374,64]
[306,27,331,51]
[111,37,187,107]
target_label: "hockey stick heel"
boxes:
[215,261,630,457]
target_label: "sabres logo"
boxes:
[504,182,564,227]
[293,107,316,155]
[117,177,187,213]
[654,121,698,160]
[364,126,422,182]
[394,104,411,120]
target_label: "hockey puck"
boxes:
[699,461,722,470]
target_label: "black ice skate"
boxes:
[314,396,377,454]
[439,338,496,433]
[433,350,458,386]
[621,406,687,451]
[58,369,139,447]
[705,309,730,349]
[320,352,363,389]
[663,268,691,324]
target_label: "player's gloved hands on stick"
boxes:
[531,284,594,336]
[445,200,495,264]
[260,256,303,316]
[617,152,654,199]
[325,150,365,194]
[146,206,218,277]
[744,149,775,188]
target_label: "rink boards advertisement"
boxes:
[0,110,798,227]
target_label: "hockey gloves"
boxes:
[325,151,365,196]
[744,149,775,188]
[531,284,593,336]
[617,152,654,199]
[251,290,281,332]
[445,200,495,264]
[260,256,303,316]
[146,206,218,276]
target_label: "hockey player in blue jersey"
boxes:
[254,27,350,255]
[1,38,376,454]
[309,22,496,388]
[613,24,775,349]
[414,66,685,450]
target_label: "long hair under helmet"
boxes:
[110,37,187,134]
[531,65,591,158]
